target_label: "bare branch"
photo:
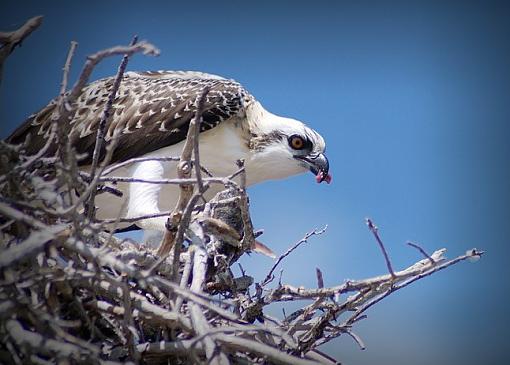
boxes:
[85,36,138,219]
[192,87,210,195]
[188,228,230,365]
[53,41,79,191]
[345,330,366,350]
[5,319,90,358]
[98,175,237,187]
[17,41,77,173]
[101,156,180,176]
[262,226,327,286]
[316,268,324,288]
[0,16,43,44]
[59,41,78,97]
[262,248,449,301]
[157,87,210,266]
[0,230,54,269]
[97,210,173,224]
[0,16,43,85]
[68,41,159,103]
[407,241,435,264]
[0,201,51,231]
[366,218,396,278]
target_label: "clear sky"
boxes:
[1,1,509,364]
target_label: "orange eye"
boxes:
[289,135,305,150]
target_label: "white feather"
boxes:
[94,100,326,245]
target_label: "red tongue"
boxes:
[316,172,332,184]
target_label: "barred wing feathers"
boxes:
[7,71,254,164]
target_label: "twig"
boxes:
[122,277,139,363]
[366,218,396,278]
[67,41,159,104]
[85,36,138,219]
[189,284,228,364]
[407,241,435,264]
[101,156,180,176]
[261,248,448,301]
[0,230,54,269]
[78,276,194,333]
[235,159,257,252]
[344,329,365,350]
[157,87,210,269]
[187,225,230,364]
[312,248,485,350]
[145,84,217,262]
[169,192,202,275]
[98,175,237,187]
[100,196,129,249]
[61,234,237,321]
[174,248,194,313]
[193,87,210,195]
[17,35,76,172]
[0,201,52,231]
[137,338,204,357]
[5,319,89,358]
[262,226,327,286]
[0,16,43,86]
[0,16,43,45]
[215,335,322,365]
[316,268,324,289]
[59,41,77,98]
[48,41,78,204]
[58,133,119,215]
[96,210,172,224]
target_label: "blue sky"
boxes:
[1,1,509,364]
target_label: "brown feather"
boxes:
[6,71,254,165]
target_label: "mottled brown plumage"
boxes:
[6,70,330,240]
[7,71,254,165]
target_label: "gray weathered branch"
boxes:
[0,15,43,86]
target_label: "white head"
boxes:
[244,102,331,186]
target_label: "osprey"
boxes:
[7,71,331,244]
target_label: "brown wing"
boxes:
[6,71,254,165]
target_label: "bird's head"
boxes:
[245,103,331,185]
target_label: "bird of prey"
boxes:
[7,70,331,245]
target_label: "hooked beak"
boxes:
[295,153,332,184]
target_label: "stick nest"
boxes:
[0,29,483,365]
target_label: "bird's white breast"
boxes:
[94,120,250,230]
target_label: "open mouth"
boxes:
[295,153,332,184]
[315,170,332,184]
